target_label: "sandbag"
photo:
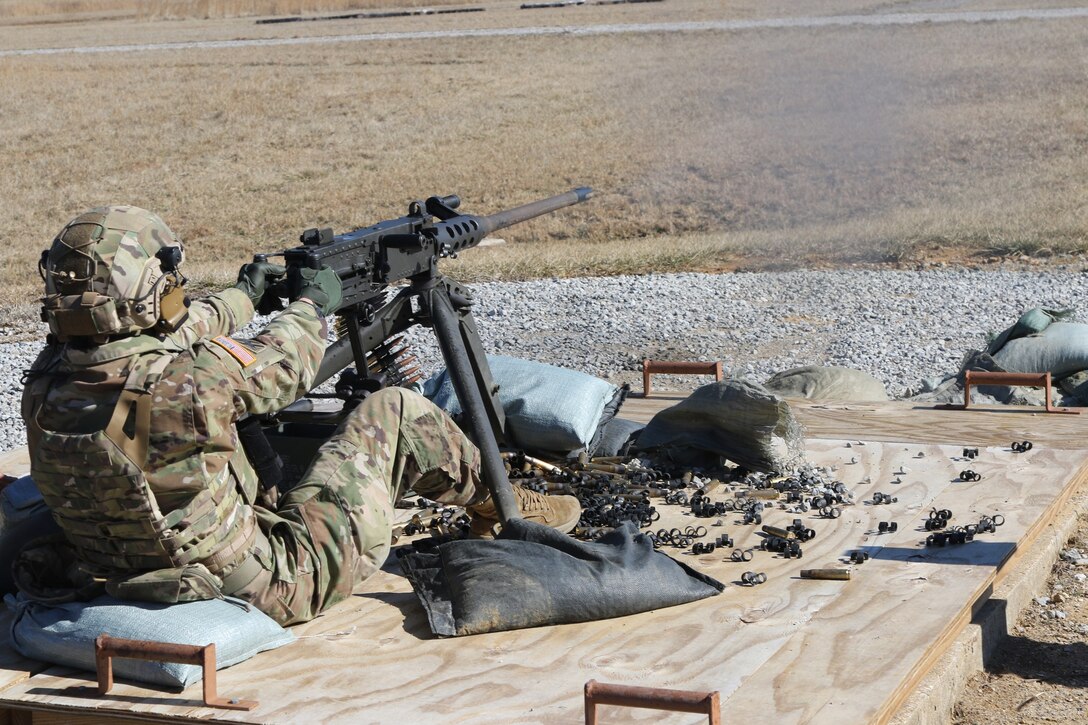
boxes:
[592,417,645,458]
[635,379,805,473]
[399,520,723,637]
[991,322,1088,377]
[7,593,294,688]
[1060,370,1088,405]
[420,355,621,454]
[906,351,1051,407]
[0,476,60,595]
[986,307,1074,355]
[586,384,631,456]
[763,365,888,402]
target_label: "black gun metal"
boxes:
[254,188,593,525]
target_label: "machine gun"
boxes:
[248,188,594,524]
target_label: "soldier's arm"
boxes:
[197,301,327,417]
[165,288,255,350]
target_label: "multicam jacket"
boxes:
[21,288,326,598]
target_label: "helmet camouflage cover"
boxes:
[41,205,185,341]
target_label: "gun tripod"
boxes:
[308,270,521,524]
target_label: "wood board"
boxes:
[623,395,1088,449]
[0,449,29,478]
[0,411,1084,725]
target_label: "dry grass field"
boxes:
[0,0,466,21]
[2,0,1088,338]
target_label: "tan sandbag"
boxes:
[635,379,805,473]
[764,365,889,402]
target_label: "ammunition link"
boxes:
[740,571,767,586]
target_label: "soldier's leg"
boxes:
[238,387,482,624]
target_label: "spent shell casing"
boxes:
[701,479,722,494]
[800,568,852,581]
[614,492,650,501]
[522,455,564,473]
[747,489,779,500]
[583,462,629,474]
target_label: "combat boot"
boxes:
[468,485,581,539]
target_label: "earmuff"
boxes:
[155,276,190,333]
[153,247,190,333]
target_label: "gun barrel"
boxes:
[478,187,593,236]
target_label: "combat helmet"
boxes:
[39,205,190,342]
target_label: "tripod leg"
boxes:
[421,284,520,524]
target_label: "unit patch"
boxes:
[210,336,257,367]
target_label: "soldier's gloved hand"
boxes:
[236,261,287,306]
[294,266,342,316]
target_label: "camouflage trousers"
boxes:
[233,388,483,625]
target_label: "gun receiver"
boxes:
[272,187,592,313]
[255,188,594,525]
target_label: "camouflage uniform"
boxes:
[25,286,484,625]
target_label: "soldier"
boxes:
[21,205,579,625]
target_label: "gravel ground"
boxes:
[3,267,1088,452]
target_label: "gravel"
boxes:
[4,268,1088,454]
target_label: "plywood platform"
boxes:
[625,394,1088,449]
[1,398,1087,724]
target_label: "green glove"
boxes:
[236,261,286,306]
[294,266,342,316]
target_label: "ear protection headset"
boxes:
[154,247,190,333]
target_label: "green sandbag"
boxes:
[991,322,1088,377]
[635,379,805,473]
[986,307,1074,355]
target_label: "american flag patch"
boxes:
[210,336,257,367]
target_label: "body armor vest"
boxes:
[24,349,257,582]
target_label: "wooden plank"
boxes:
[0,433,1081,724]
[621,394,1088,449]
[27,711,135,725]
[0,450,30,478]
[789,400,1088,449]
[722,440,1088,724]
[619,392,687,425]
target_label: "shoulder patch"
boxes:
[209,336,257,367]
